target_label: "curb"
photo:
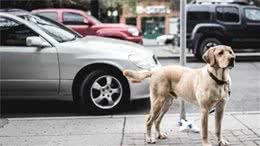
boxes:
[6,111,260,121]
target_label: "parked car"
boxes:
[32,9,143,44]
[0,10,160,113]
[183,0,260,59]
[156,34,175,45]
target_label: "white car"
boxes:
[0,10,161,113]
[156,34,175,45]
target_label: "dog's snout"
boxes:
[230,57,235,62]
[228,56,235,67]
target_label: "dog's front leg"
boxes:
[215,100,230,146]
[201,108,212,146]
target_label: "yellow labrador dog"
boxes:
[123,45,235,146]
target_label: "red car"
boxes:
[32,9,143,44]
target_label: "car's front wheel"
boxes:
[196,38,222,60]
[80,70,129,113]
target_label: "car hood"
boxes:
[57,36,153,59]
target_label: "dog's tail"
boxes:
[123,69,153,83]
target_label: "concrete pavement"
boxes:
[1,112,260,146]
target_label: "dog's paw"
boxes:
[156,132,167,139]
[219,139,230,146]
[146,137,156,144]
[202,142,212,146]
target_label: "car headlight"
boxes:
[129,54,160,69]
[128,27,139,37]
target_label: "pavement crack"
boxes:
[231,114,260,137]
[120,117,126,146]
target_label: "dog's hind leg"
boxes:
[146,95,165,144]
[154,97,173,139]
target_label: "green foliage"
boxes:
[127,0,138,15]
[99,0,124,15]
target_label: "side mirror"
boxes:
[26,36,51,48]
[84,19,89,24]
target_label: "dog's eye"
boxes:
[218,51,223,55]
[229,51,232,54]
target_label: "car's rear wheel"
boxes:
[80,70,129,114]
[196,38,222,60]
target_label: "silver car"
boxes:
[0,11,160,113]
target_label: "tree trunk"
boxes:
[58,0,63,8]
[91,0,99,19]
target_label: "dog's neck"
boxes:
[207,64,230,84]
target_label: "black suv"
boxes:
[185,0,260,59]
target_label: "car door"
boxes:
[0,16,59,96]
[62,11,89,36]
[187,5,211,38]
[243,7,260,49]
[215,6,243,49]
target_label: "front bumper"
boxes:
[116,54,159,101]
[126,36,143,45]
[129,78,150,100]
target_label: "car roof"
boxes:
[190,0,249,5]
[187,0,259,11]
[0,9,30,16]
[32,8,84,13]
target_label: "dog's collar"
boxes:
[207,69,228,85]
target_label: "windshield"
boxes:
[21,14,82,43]
[245,8,260,22]
[87,14,102,24]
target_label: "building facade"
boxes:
[120,0,179,39]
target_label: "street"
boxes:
[2,58,260,117]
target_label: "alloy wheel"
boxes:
[90,75,122,109]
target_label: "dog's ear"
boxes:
[203,47,216,66]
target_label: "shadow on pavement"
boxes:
[1,98,151,118]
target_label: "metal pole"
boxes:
[0,54,1,118]
[180,0,187,120]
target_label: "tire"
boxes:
[80,70,129,114]
[195,38,222,60]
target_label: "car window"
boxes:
[245,8,260,22]
[216,6,239,23]
[36,12,58,21]
[188,11,210,21]
[23,15,80,43]
[0,17,38,46]
[63,12,85,25]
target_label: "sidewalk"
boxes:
[0,112,260,146]
[143,45,193,59]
